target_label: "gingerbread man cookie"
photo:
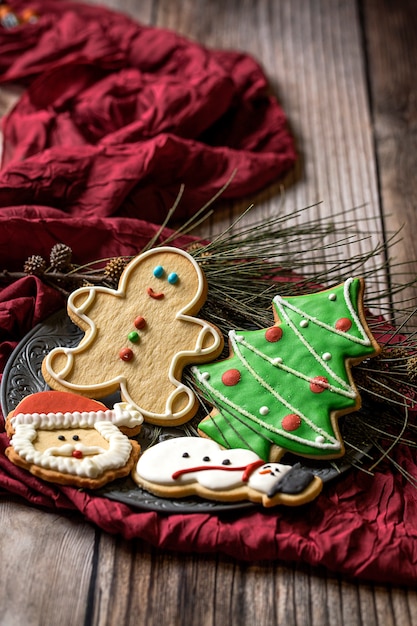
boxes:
[5,391,142,489]
[42,247,224,426]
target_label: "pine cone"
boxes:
[380,346,409,361]
[50,243,73,271]
[407,356,417,383]
[186,242,211,264]
[23,255,47,276]
[104,257,129,285]
[186,242,204,254]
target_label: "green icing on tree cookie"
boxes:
[192,278,379,461]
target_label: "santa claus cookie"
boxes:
[5,391,142,489]
[42,247,224,426]
[132,437,323,507]
[193,278,380,462]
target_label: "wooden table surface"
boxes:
[1,1,416,624]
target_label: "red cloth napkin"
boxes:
[0,0,296,223]
[1,1,417,587]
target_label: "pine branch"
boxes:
[2,187,417,480]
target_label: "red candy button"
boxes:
[119,347,134,361]
[134,316,146,329]
[221,369,241,386]
[335,317,352,332]
[282,414,302,431]
[310,376,329,393]
[265,326,283,342]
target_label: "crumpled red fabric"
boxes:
[1,217,417,586]
[0,0,296,223]
[1,1,417,588]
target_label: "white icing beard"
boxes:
[10,421,133,479]
[136,437,291,493]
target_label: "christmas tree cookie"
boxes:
[192,278,380,461]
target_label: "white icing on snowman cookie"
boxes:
[135,437,293,492]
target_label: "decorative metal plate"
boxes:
[1,310,359,513]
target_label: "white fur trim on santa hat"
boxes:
[10,402,143,430]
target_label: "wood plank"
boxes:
[86,536,417,626]
[362,0,417,318]
[85,0,154,22]
[156,0,391,308]
[0,86,22,162]
[1,503,415,626]
[0,498,95,626]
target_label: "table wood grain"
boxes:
[1,1,416,624]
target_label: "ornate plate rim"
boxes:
[1,310,359,514]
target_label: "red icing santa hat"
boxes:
[9,391,143,430]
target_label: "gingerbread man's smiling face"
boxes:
[146,256,189,300]
[126,248,203,309]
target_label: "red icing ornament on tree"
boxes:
[265,326,283,342]
[282,414,302,431]
[310,376,329,393]
[195,278,380,460]
[335,317,352,332]
[221,369,241,386]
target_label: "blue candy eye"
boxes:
[168,272,179,284]
[153,265,164,278]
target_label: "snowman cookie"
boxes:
[5,391,142,489]
[42,247,224,426]
[132,437,323,507]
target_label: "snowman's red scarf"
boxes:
[172,460,265,481]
